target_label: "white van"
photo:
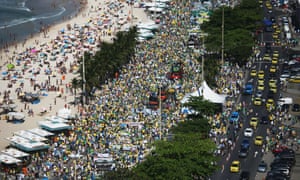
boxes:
[278,97,293,106]
[286,32,291,39]
[284,24,289,32]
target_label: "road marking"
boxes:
[221,165,224,173]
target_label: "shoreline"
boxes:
[0,0,153,151]
[0,0,87,52]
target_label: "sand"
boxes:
[0,0,153,151]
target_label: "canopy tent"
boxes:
[180,81,227,104]
[39,121,72,131]
[57,108,73,119]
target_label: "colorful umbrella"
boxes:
[7,63,15,70]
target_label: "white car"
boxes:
[244,128,254,137]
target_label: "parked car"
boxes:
[292,104,300,112]
[257,161,267,172]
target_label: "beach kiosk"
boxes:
[0,154,22,165]
[6,136,50,152]
[14,130,48,142]
[27,128,54,137]
[1,148,30,165]
[38,121,72,132]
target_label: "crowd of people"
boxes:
[3,0,296,179]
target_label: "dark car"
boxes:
[241,139,250,150]
[239,148,248,158]
[292,104,300,112]
[266,171,289,180]
[240,171,250,180]
[261,116,269,124]
[257,161,267,172]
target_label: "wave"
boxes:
[0,6,66,30]
[0,0,31,12]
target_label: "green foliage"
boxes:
[77,27,138,94]
[201,0,263,66]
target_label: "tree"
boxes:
[201,0,263,66]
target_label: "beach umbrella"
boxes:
[7,63,15,70]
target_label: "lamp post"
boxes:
[221,6,224,66]
[159,85,162,139]
[199,33,208,81]
[82,51,86,106]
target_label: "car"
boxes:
[272,33,279,40]
[261,116,269,124]
[272,58,278,65]
[270,65,277,73]
[272,146,289,155]
[273,50,279,58]
[266,99,275,111]
[254,97,262,106]
[270,86,277,93]
[230,161,240,173]
[239,148,249,158]
[244,83,253,95]
[250,69,257,77]
[280,73,290,81]
[263,54,271,61]
[267,171,289,180]
[269,79,277,87]
[257,161,268,172]
[240,171,250,180]
[258,70,265,78]
[229,111,239,123]
[270,167,290,176]
[256,90,263,98]
[241,139,250,149]
[258,77,264,85]
[292,104,300,112]
[250,117,258,129]
[257,84,265,91]
[244,128,254,137]
[289,76,300,83]
[267,90,275,99]
[255,136,263,146]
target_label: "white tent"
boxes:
[180,81,227,104]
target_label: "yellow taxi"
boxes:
[266,2,272,9]
[230,161,240,173]
[250,69,257,77]
[273,50,279,58]
[254,97,262,106]
[273,33,279,40]
[272,24,278,29]
[258,84,265,91]
[269,79,277,87]
[263,54,271,61]
[270,86,277,93]
[275,28,281,34]
[258,70,264,78]
[258,77,264,85]
[269,65,277,73]
[289,76,300,83]
[272,58,278,64]
[255,136,263,146]
[266,98,275,110]
[250,117,258,129]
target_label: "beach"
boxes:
[0,0,152,151]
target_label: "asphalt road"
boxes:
[211,2,291,180]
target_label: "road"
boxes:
[211,1,292,180]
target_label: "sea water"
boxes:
[0,0,82,48]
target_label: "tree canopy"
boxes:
[201,0,262,65]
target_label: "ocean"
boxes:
[0,0,82,48]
